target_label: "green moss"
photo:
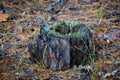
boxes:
[43,21,91,39]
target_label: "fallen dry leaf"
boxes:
[0,11,8,22]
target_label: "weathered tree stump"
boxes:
[28,21,94,71]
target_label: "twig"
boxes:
[97,15,103,26]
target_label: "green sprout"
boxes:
[96,7,106,15]
[111,58,115,66]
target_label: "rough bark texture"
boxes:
[28,21,94,70]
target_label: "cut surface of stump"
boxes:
[28,21,94,71]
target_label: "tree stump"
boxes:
[28,21,94,71]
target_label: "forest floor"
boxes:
[0,0,120,80]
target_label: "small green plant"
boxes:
[111,58,115,66]
[96,7,106,15]
[96,7,106,26]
